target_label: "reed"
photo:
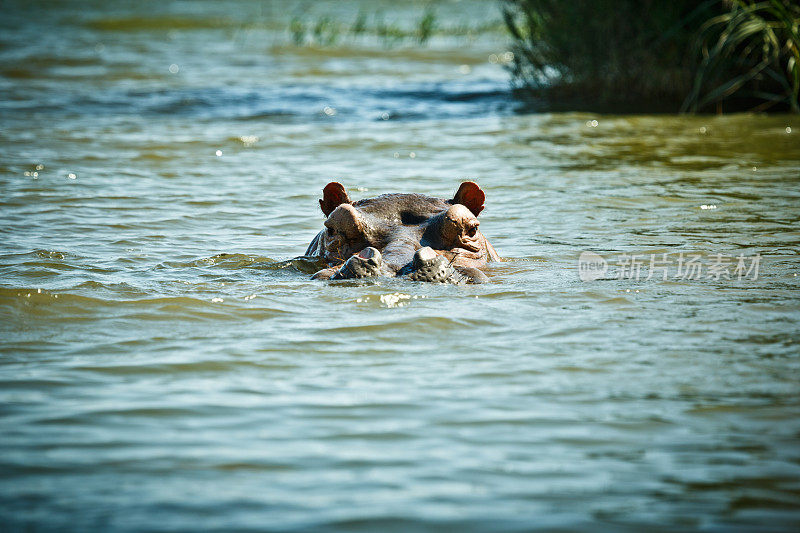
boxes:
[286,8,440,48]
[502,0,799,112]
[683,0,800,113]
[285,7,506,49]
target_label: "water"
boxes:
[2,1,800,531]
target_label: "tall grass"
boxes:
[502,0,799,112]
[287,7,504,49]
[683,0,800,113]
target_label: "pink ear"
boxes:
[451,181,485,216]
[319,182,351,216]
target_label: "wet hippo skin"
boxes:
[305,181,500,283]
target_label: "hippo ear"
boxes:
[319,182,351,217]
[450,181,485,217]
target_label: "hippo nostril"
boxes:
[415,246,438,263]
[357,247,380,260]
[467,226,477,238]
[356,247,383,268]
[406,246,465,284]
[333,247,384,279]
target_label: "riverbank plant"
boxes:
[683,0,800,113]
[502,0,800,112]
[289,8,504,49]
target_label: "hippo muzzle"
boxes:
[305,181,500,283]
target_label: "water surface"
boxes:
[2,1,800,531]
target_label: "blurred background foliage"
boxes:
[501,0,800,113]
[285,4,505,47]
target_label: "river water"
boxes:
[2,1,799,531]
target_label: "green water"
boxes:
[2,1,800,531]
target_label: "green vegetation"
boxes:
[502,0,800,112]
[684,0,800,112]
[417,7,437,44]
[287,8,504,48]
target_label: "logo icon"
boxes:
[578,251,607,281]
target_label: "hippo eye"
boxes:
[467,226,477,238]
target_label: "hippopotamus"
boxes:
[305,181,500,283]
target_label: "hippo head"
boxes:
[305,182,499,283]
